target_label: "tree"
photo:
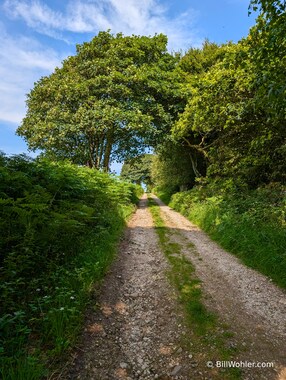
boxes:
[120,154,154,188]
[151,139,201,194]
[247,0,286,184]
[171,42,234,180]
[248,0,286,124]
[173,39,285,187]
[178,40,229,76]
[17,31,183,170]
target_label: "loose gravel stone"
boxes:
[66,194,286,380]
[171,365,183,376]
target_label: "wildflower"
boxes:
[36,288,41,292]
[70,296,75,300]
[60,307,64,311]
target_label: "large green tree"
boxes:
[18,31,183,170]
[120,154,154,188]
[151,140,201,194]
[171,42,234,180]
[172,36,285,187]
[248,0,285,133]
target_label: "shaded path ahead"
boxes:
[67,194,286,380]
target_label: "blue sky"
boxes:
[0,0,257,171]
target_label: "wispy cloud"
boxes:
[0,0,201,126]
[3,0,201,50]
[3,0,64,30]
[0,24,65,124]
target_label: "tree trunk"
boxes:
[189,152,201,178]
[87,132,96,168]
[103,128,114,171]
[98,134,105,168]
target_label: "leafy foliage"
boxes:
[0,153,142,378]
[120,154,154,188]
[151,140,204,199]
[171,39,285,187]
[17,31,183,170]
[248,0,286,133]
[2,4,286,373]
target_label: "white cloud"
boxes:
[0,24,65,125]
[3,0,201,50]
[0,0,202,127]
[3,0,64,29]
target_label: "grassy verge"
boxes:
[1,228,128,379]
[148,196,241,379]
[152,187,173,205]
[0,154,143,379]
[168,184,286,289]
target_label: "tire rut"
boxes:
[152,195,286,380]
[65,194,286,380]
[67,195,199,380]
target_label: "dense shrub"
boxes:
[0,153,142,379]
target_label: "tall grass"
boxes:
[152,186,174,205]
[0,153,143,379]
[168,183,286,288]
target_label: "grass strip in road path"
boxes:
[148,196,241,380]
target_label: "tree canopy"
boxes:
[162,1,286,189]
[17,31,183,170]
[120,154,154,188]
[17,1,285,188]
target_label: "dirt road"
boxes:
[68,194,286,380]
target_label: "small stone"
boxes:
[228,342,237,349]
[170,365,182,376]
[188,354,193,359]
[120,362,128,369]
[177,347,183,353]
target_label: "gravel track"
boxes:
[67,194,286,380]
[68,195,197,380]
[153,195,286,380]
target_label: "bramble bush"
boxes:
[0,153,143,379]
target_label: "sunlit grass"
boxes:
[169,188,286,289]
